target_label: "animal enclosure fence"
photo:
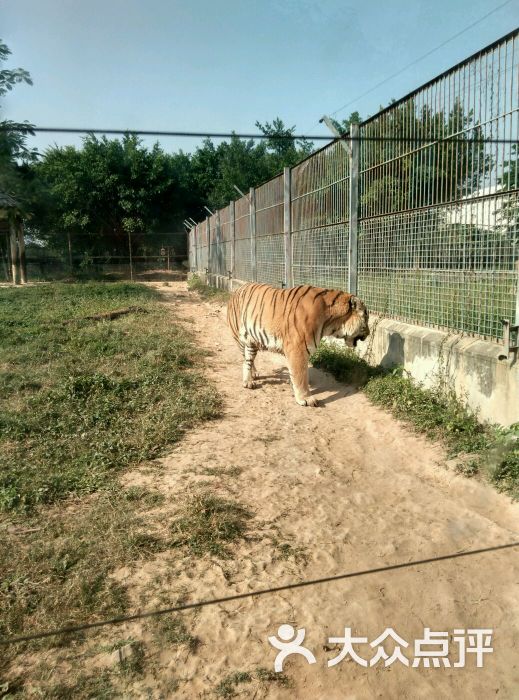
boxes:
[189,30,519,344]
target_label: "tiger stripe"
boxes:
[227,283,369,407]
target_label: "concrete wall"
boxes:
[353,316,518,427]
[190,273,518,427]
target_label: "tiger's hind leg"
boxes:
[242,345,258,389]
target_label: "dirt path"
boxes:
[118,281,519,699]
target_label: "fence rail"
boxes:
[189,30,519,343]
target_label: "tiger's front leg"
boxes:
[284,343,318,407]
[242,344,258,389]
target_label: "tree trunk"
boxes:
[17,220,27,284]
[9,217,19,285]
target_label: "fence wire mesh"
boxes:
[256,175,285,285]
[357,31,519,340]
[190,30,519,343]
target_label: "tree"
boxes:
[256,117,314,170]
[0,40,37,205]
[330,111,361,136]
[33,134,191,256]
[360,98,488,216]
[29,117,318,258]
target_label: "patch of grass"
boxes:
[311,342,381,387]
[188,274,229,302]
[214,671,252,698]
[214,668,290,698]
[0,491,171,652]
[482,424,519,497]
[0,282,220,511]
[118,640,145,677]
[150,616,199,652]
[273,541,308,566]
[200,465,243,478]
[311,343,519,496]
[41,670,116,699]
[170,490,252,558]
[123,486,166,508]
[255,667,291,687]
[364,371,487,454]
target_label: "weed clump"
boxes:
[170,490,252,557]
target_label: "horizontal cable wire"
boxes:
[1,542,518,646]
[0,125,517,144]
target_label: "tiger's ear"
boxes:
[349,295,358,311]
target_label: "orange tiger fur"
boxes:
[227,283,369,406]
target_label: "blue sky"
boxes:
[1,0,517,155]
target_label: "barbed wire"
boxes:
[1,541,517,647]
[1,125,517,145]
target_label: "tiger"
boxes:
[227,282,370,407]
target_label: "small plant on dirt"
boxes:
[123,486,166,508]
[170,490,252,557]
[214,671,252,698]
[150,616,199,652]
[255,667,291,687]
[188,274,229,302]
[118,641,146,677]
[311,343,381,387]
[200,465,243,478]
[273,541,308,566]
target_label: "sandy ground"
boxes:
[111,281,519,699]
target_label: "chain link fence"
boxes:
[189,30,519,344]
[3,231,188,282]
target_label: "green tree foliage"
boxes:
[256,117,314,170]
[330,111,361,136]
[34,134,195,255]
[360,98,488,216]
[189,119,314,208]
[0,39,38,208]
[31,118,312,256]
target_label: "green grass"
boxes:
[0,489,165,647]
[170,490,252,558]
[214,668,291,698]
[0,282,220,511]
[188,274,230,302]
[215,671,252,699]
[0,281,221,692]
[311,342,519,497]
[149,616,199,652]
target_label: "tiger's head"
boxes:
[331,294,370,348]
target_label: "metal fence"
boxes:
[189,30,519,344]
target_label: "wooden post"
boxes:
[9,216,19,285]
[283,167,292,288]
[250,187,257,282]
[17,220,27,284]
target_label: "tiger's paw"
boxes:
[297,396,319,407]
[243,380,256,389]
